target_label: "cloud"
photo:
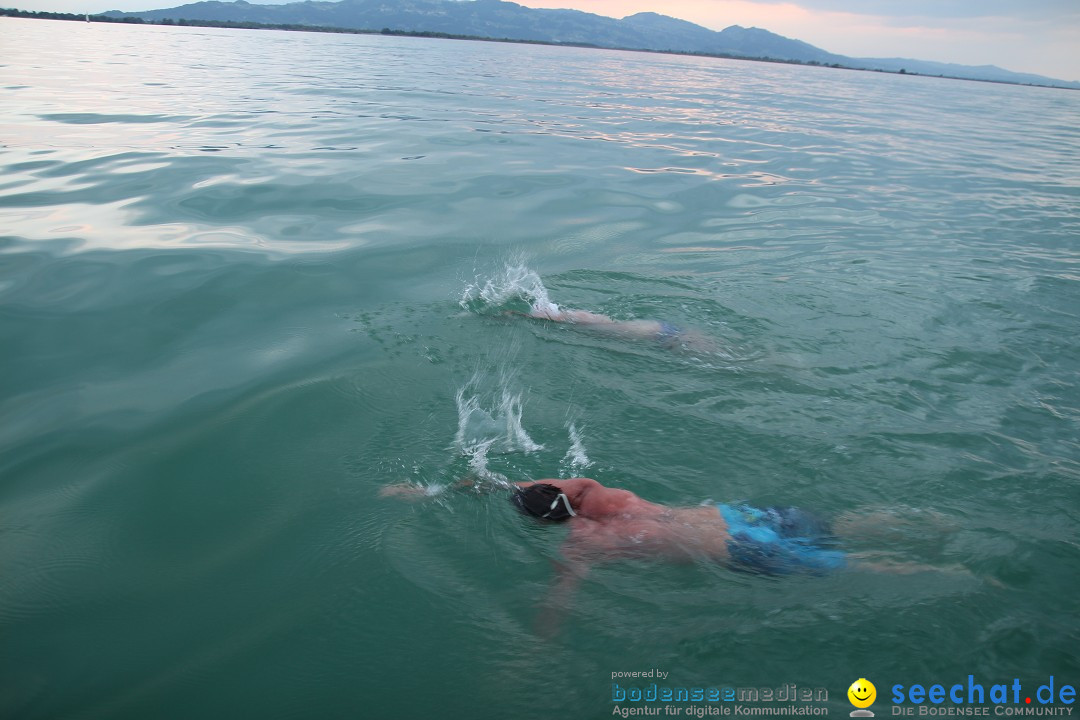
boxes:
[753,5,1080,78]
[731,0,1080,22]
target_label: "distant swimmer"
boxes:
[512,302,717,353]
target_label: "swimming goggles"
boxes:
[544,492,576,518]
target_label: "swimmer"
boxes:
[384,476,840,635]
[381,476,844,575]
[382,477,974,634]
[383,477,970,579]
[505,480,967,577]
[508,478,844,574]
[512,302,716,353]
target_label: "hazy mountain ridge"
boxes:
[101,0,1079,89]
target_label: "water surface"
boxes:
[2,18,1079,720]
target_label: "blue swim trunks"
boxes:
[656,321,682,347]
[717,503,846,575]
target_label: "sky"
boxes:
[514,0,1080,80]
[14,0,1080,81]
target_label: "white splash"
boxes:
[460,260,559,317]
[453,376,542,482]
[461,437,504,484]
[560,422,593,476]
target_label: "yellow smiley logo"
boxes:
[848,678,877,709]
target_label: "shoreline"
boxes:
[1,8,1076,92]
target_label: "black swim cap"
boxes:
[512,484,576,521]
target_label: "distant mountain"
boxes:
[103,0,840,61]
[102,0,1079,89]
[851,57,1076,88]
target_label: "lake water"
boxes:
[2,17,1079,720]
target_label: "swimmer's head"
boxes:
[512,484,576,521]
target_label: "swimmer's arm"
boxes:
[378,483,444,501]
[557,309,616,325]
[535,556,589,639]
[380,474,509,500]
[521,305,615,325]
[518,307,665,341]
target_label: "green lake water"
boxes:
[1,17,1079,719]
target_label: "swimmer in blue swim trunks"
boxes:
[382,476,968,634]
[384,476,843,575]
[505,478,845,575]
